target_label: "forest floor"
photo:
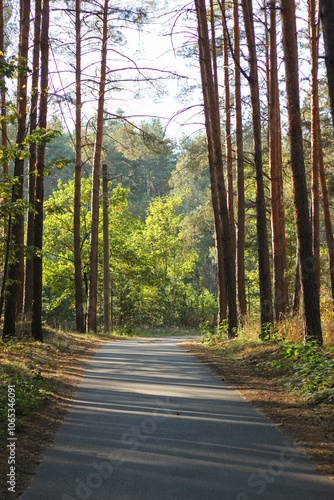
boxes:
[0,327,333,498]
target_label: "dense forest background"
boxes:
[1,0,334,343]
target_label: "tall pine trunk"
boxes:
[86,0,108,332]
[221,0,235,243]
[74,0,85,332]
[31,0,49,342]
[210,0,227,324]
[317,2,334,297]
[24,0,41,319]
[233,0,247,321]
[319,0,334,126]
[241,0,273,327]
[195,0,237,338]
[269,0,287,320]
[309,0,320,291]
[319,147,334,297]
[0,0,8,320]
[3,0,30,340]
[0,0,7,178]
[280,0,322,344]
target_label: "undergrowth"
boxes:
[200,303,334,406]
[0,324,103,444]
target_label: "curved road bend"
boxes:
[21,337,334,500]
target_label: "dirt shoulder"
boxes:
[181,340,334,481]
[0,334,110,499]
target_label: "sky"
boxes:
[47,1,205,141]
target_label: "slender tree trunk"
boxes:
[222,0,235,238]
[291,247,301,317]
[3,0,30,340]
[86,0,109,332]
[309,0,320,291]
[309,0,334,298]
[278,99,289,312]
[0,0,7,177]
[210,0,227,324]
[74,0,85,332]
[102,164,110,333]
[268,0,286,320]
[31,0,49,342]
[319,147,334,297]
[233,0,247,322]
[280,0,322,344]
[241,0,273,327]
[0,0,8,320]
[24,0,41,319]
[319,0,334,126]
[195,0,237,338]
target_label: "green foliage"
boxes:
[101,117,177,216]
[200,320,227,344]
[0,55,28,94]
[42,177,216,328]
[0,340,55,439]
[269,340,334,404]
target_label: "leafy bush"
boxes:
[269,340,334,403]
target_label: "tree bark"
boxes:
[280,0,322,344]
[291,246,301,317]
[31,0,50,342]
[24,0,41,319]
[268,0,287,320]
[241,0,273,327]
[0,0,8,320]
[309,0,320,291]
[3,0,30,340]
[233,0,247,322]
[86,0,109,332]
[209,0,227,325]
[195,0,237,338]
[102,164,110,333]
[74,0,85,332]
[319,147,334,297]
[221,0,235,240]
[319,0,334,126]
[0,0,7,177]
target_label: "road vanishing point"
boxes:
[21,337,334,500]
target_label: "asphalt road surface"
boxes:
[21,337,334,500]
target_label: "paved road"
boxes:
[21,338,334,500]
